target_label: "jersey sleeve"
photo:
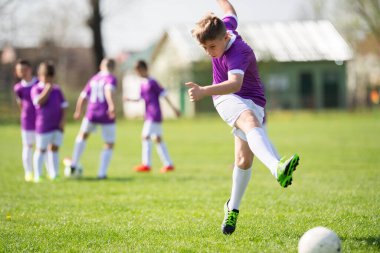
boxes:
[152,79,164,96]
[13,84,22,99]
[58,88,69,108]
[30,86,40,106]
[80,82,91,99]
[223,14,238,31]
[105,76,117,91]
[226,49,250,76]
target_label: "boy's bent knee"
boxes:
[77,132,89,141]
[49,145,59,152]
[236,158,252,169]
[104,143,114,149]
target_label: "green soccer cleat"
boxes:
[221,200,239,235]
[277,154,300,188]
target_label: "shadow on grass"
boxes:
[345,236,380,249]
[74,176,134,183]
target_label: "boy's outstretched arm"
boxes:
[185,73,243,102]
[217,0,237,16]
[123,96,140,102]
[163,95,181,117]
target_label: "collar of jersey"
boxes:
[21,77,37,87]
[224,31,237,52]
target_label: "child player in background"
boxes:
[13,59,39,182]
[186,0,300,235]
[65,58,117,180]
[31,62,68,182]
[124,60,180,173]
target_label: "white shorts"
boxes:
[21,130,35,146]
[142,121,162,137]
[80,118,116,143]
[36,130,63,150]
[213,94,265,142]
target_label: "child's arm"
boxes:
[163,95,181,117]
[73,95,86,120]
[15,98,22,110]
[123,96,140,102]
[105,87,116,119]
[185,73,243,101]
[59,108,66,132]
[34,83,53,106]
[217,0,237,16]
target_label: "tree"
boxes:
[87,0,134,69]
[88,0,104,69]
[351,0,380,44]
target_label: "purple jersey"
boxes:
[212,15,266,107]
[81,72,117,124]
[13,77,38,130]
[31,82,68,133]
[140,77,165,123]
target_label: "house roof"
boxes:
[160,20,352,63]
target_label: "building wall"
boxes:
[259,61,347,110]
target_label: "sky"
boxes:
[102,0,320,55]
[0,0,336,56]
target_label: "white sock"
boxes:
[156,142,172,166]
[72,137,86,167]
[246,127,279,178]
[142,139,152,166]
[98,148,113,177]
[228,166,252,210]
[33,150,45,180]
[262,125,281,160]
[45,155,50,175]
[48,151,59,178]
[22,146,33,174]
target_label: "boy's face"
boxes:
[135,67,147,77]
[15,64,31,79]
[201,33,229,58]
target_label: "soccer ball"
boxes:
[63,157,83,178]
[298,227,341,253]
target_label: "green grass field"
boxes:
[1,111,379,252]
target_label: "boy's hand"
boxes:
[108,108,116,119]
[73,111,81,120]
[59,122,65,132]
[175,109,181,117]
[185,82,205,102]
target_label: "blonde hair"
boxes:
[191,13,226,44]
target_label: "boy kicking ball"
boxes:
[186,0,300,235]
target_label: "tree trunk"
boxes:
[88,0,104,70]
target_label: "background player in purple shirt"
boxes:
[31,62,68,182]
[186,0,300,235]
[124,60,180,173]
[13,59,39,182]
[66,58,117,180]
